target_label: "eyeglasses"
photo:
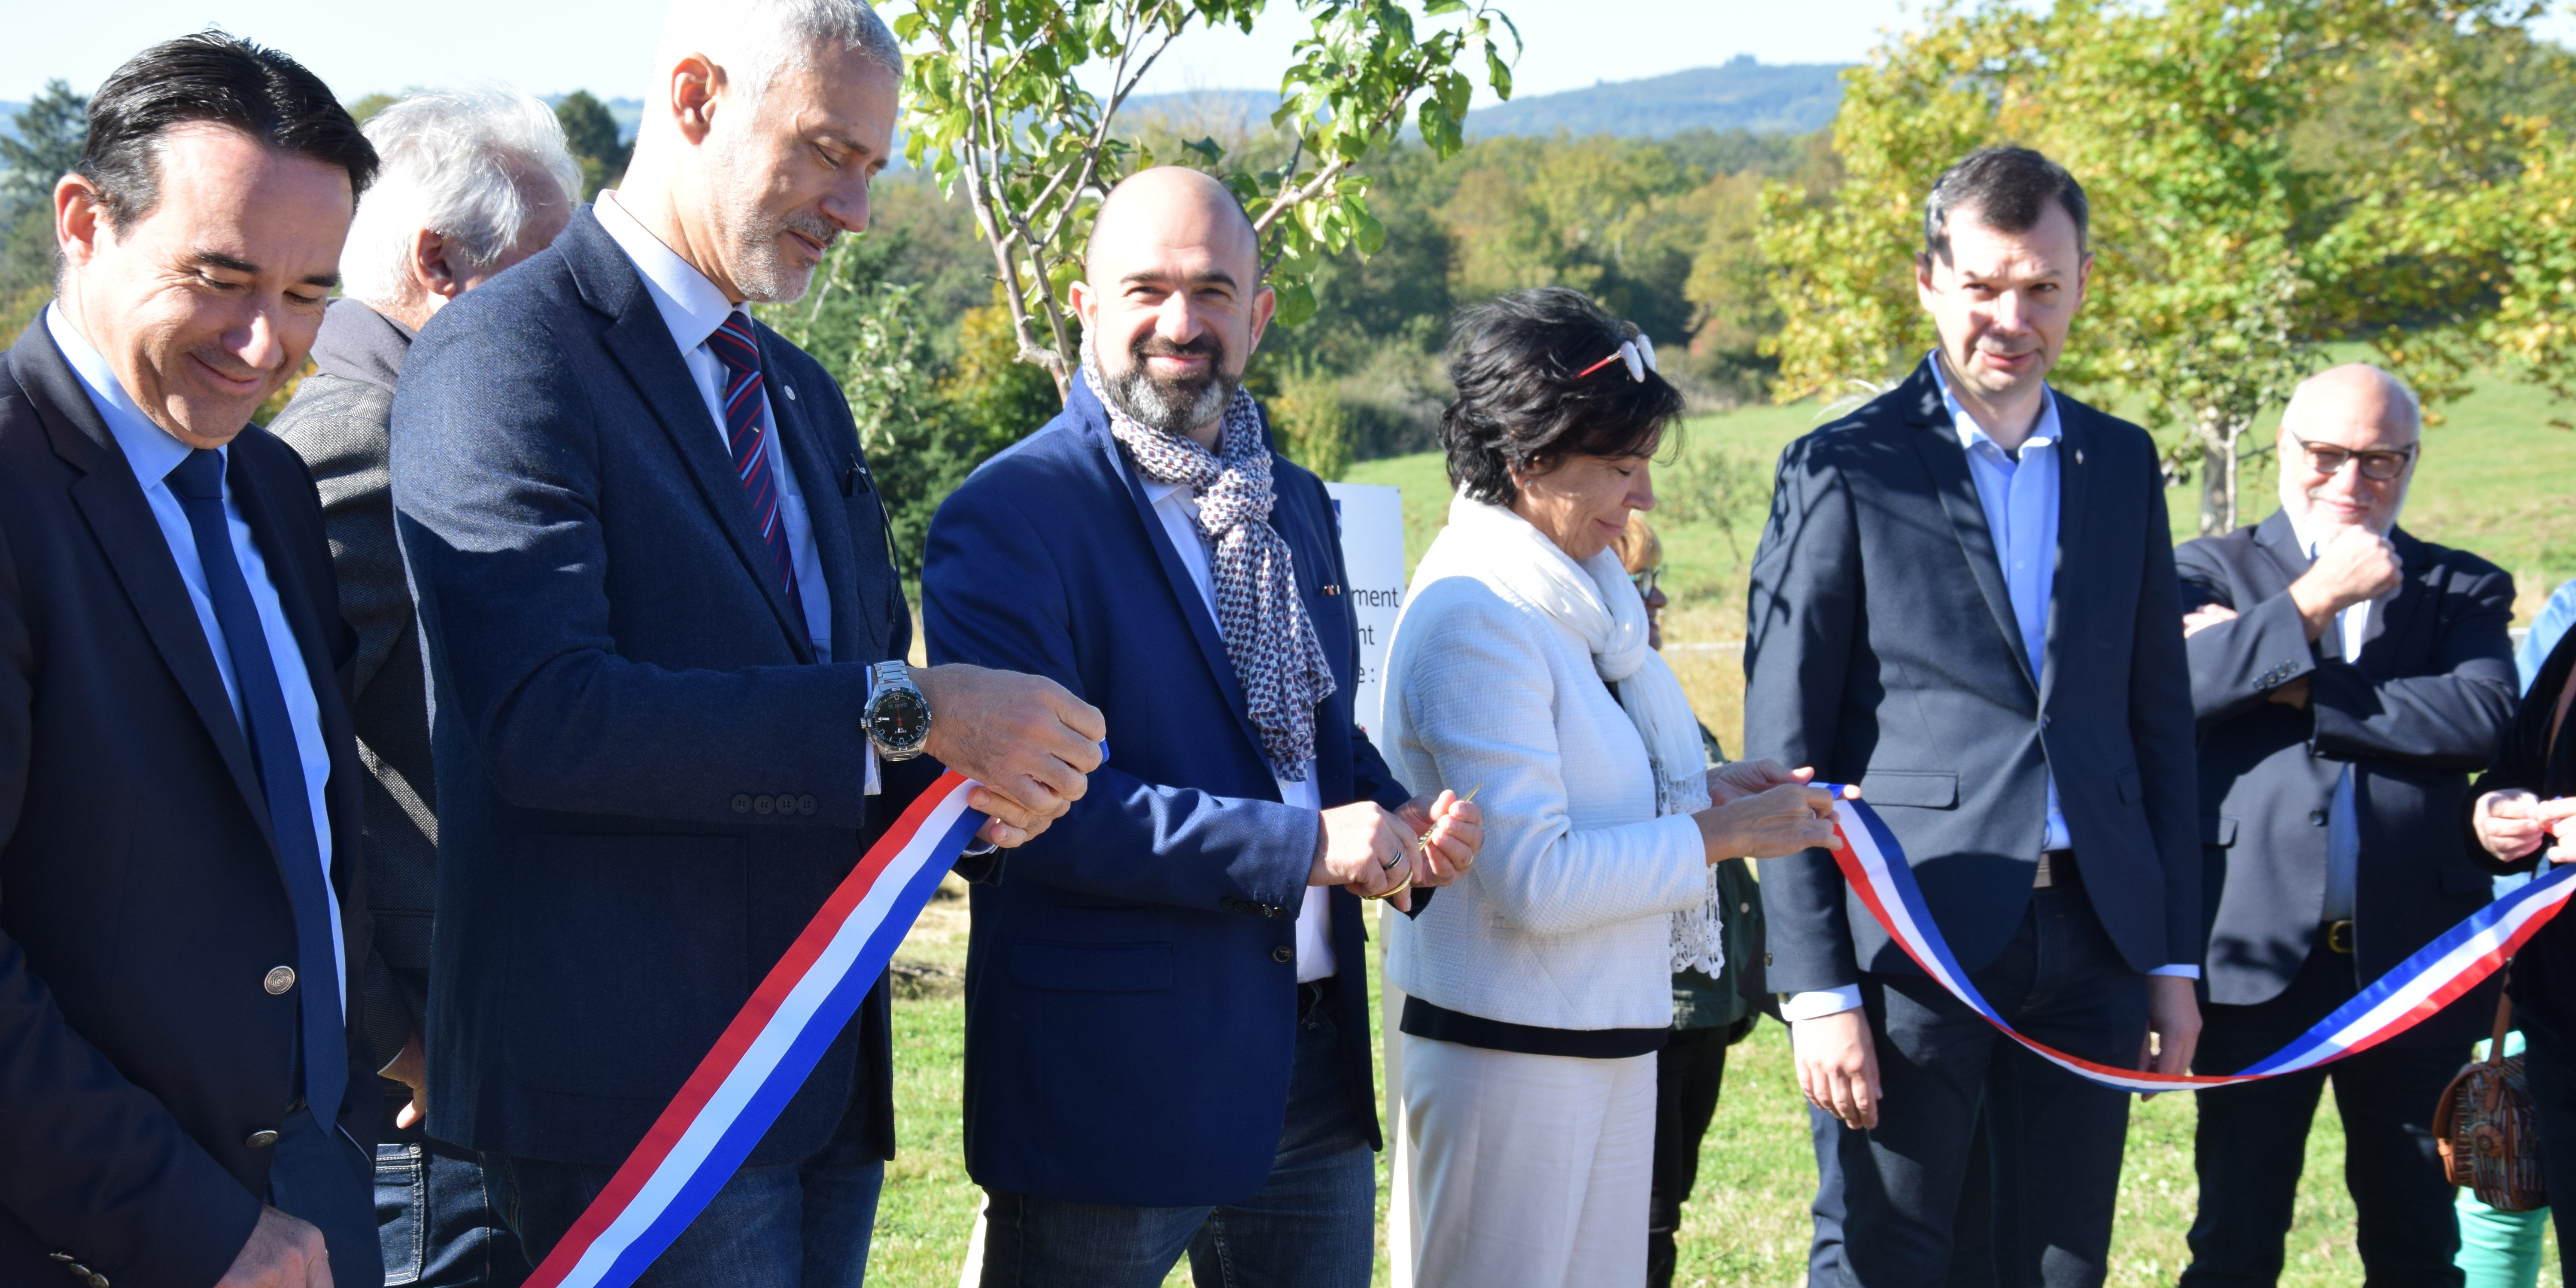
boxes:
[2293,436,2416,482]
[1578,335,1661,383]
[1631,565,1663,599]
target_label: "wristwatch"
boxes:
[863,659,933,761]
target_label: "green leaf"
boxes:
[1271,280,1319,328]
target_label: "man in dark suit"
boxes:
[922,167,1479,1287]
[271,86,580,1286]
[0,34,387,1288]
[1743,146,2202,1287]
[2174,363,2517,1286]
[388,2,1103,1280]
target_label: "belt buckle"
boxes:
[2325,919,2354,954]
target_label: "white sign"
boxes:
[1325,482,1405,738]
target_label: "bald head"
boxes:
[1072,166,1275,446]
[2278,363,2420,536]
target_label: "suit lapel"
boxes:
[2254,512,2332,657]
[2040,398,2089,709]
[1902,363,2037,696]
[1080,389,1272,761]
[228,437,365,880]
[567,211,815,662]
[9,328,276,845]
[757,331,870,660]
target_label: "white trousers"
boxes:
[1394,1031,1657,1288]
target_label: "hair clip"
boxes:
[1576,335,1659,383]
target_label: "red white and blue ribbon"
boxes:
[1824,788,2576,1092]
[525,771,985,1288]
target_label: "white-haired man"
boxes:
[387,0,1106,1281]
[268,84,579,1287]
[2175,363,2518,1285]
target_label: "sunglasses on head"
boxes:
[1577,334,1660,383]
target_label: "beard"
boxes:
[706,152,837,304]
[1087,330,1238,437]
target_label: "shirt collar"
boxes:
[1929,351,2059,457]
[593,188,741,353]
[44,302,206,489]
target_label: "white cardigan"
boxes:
[1379,570,1710,1032]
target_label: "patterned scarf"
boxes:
[1088,365,1337,779]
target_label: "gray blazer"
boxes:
[2178,511,2516,1045]
[1742,359,2201,994]
[270,298,435,1072]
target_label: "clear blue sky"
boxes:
[4,0,1915,105]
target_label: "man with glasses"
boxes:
[2174,362,2518,1285]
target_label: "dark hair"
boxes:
[1922,146,2088,266]
[1440,287,1685,506]
[76,31,377,229]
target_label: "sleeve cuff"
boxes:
[2148,964,2201,978]
[1779,986,1863,1022]
[863,667,880,796]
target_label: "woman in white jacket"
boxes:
[1381,288,1845,1287]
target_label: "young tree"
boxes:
[1757,0,2564,532]
[555,90,633,200]
[2,82,90,341]
[897,0,1519,398]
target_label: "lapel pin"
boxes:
[783,384,799,401]
[2074,448,2084,465]
[1322,583,1342,595]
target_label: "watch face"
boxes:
[868,689,931,747]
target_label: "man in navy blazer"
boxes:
[388,2,1103,1279]
[0,35,388,1288]
[923,167,1480,1288]
[1744,148,2201,1286]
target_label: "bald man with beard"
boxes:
[2174,363,2518,1286]
[922,167,1482,1288]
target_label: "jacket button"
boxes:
[1740,902,1753,914]
[755,795,775,814]
[1271,945,1294,964]
[263,966,296,996]
[1764,953,1775,966]
[798,795,818,815]
[245,1129,279,1149]
[2039,714,2053,729]
[732,794,753,814]
[2310,810,2328,826]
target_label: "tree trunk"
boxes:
[2195,408,2245,536]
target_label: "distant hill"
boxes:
[1464,56,1847,139]
[1115,59,1846,144]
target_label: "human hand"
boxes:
[2476,791,2576,864]
[2137,975,2202,1099]
[1708,758,1810,805]
[383,1030,427,1130]
[914,664,1106,847]
[1395,790,1482,890]
[1312,801,1418,908]
[2181,603,2238,638]
[2290,526,2401,639]
[1792,1009,1881,1130]
[214,1206,333,1288]
[1692,780,1849,863]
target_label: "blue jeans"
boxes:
[489,1090,886,1288]
[376,1124,529,1286]
[978,981,1376,1288]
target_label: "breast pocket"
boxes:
[1857,771,1959,809]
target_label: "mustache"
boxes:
[782,210,838,250]
[1132,333,1226,367]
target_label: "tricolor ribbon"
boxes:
[1823,788,2575,1091]
[525,771,986,1288]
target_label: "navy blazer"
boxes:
[922,378,1413,1206]
[0,321,374,1286]
[2179,512,2516,1044]
[1744,359,2201,992]
[391,208,940,1169]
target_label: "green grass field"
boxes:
[868,368,2576,1286]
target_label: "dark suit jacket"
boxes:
[391,208,937,1168]
[2178,513,2516,1045]
[0,320,374,1286]
[271,298,438,1075]
[1743,359,2200,993]
[2467,625,2576,1030]
[921,377,1413,1206]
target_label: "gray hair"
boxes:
[340,86,581,307]
[654,0,903,106]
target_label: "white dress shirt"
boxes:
[1782,360,2193,1024]
[594,192,878,794]
[47,304,346,1012]
[2290,515,2379,923]
[1139,474,1334,982]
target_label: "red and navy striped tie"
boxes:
[707,312,808,640]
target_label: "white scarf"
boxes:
[1409,495,1726,975]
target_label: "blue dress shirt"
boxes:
[45,304,346,1005]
